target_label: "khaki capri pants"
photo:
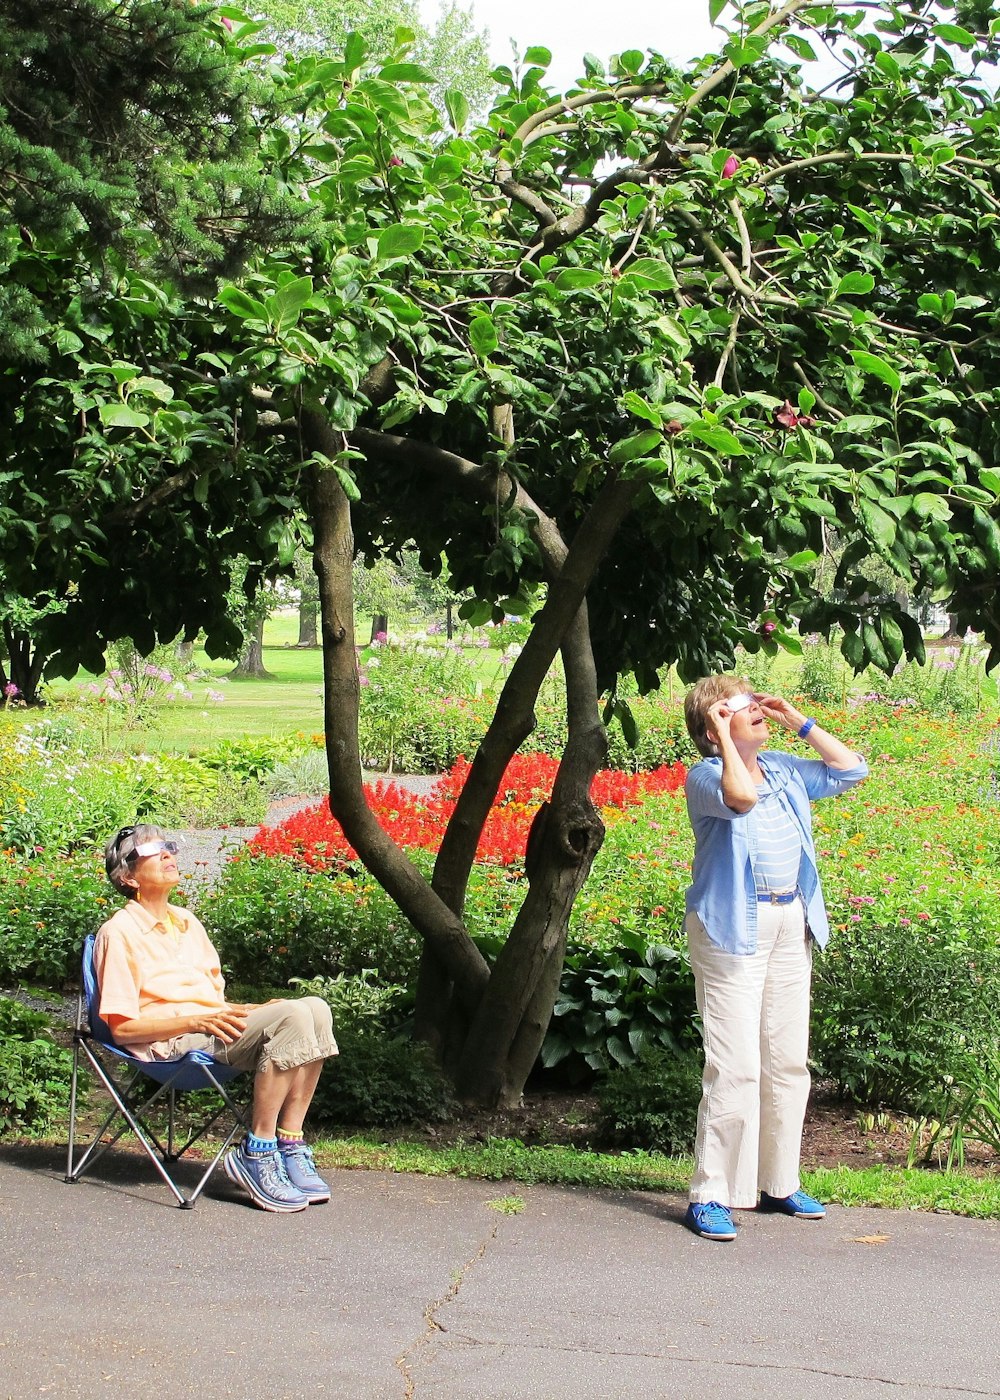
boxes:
[165,997,338,1073]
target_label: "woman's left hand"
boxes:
[754,693,807,733]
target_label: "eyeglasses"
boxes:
[726,692,756,714]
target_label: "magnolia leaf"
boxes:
[523,45,552,66]
[98,403,149,429]
[709,0,728,20]
[832,414,887,435]
[911,492,952,522]
[620,257,677,291]
[377,224,423,261]
[858,499,897,551]
[469,315,499,357]
[218,287,267,322]
[344,30,368,71]
[377,62,435,82]
[444,88,469,132]
[685,423,746,455]
[835,271,875,298]
[553,268,604,291]
[851,351,902,395]
[932,22,975,46]
[609,429,663,465]
[622,392,663,428]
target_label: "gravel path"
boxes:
[169,771,440,888]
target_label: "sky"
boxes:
[417,0,722,88]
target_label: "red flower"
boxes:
[722,155,740,179]
[245,753,687,871]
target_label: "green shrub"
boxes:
[289,970,408,1036]
[0,851,107,984]
[542,926,698,1081]
[0,999,74,1136]
[596,1045,703,1154]
[199,735,303,782]
[811,910,1000,1109]
[309,1026,454,1128]
[195,854,422,986]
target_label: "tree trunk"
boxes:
[176,639,195,665]
[297,599,318,647]
[229,617,274,678]
[1,623,46,705]
[446,601,454,640]
[370,612,388,644]
[940,612,962,641]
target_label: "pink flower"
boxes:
[916,912,931,921]
[3,682,18,697]
[722,155,740,179]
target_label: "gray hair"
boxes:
[104,823,166,900]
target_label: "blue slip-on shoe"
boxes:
[224,1145,309,1213]
[684,1201,738,1240]
[759,1189,826,1219]
[279,1143,331,1204]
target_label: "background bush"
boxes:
[195,853,422,988]
[0,851,107,984]
[596,1046,703,1154]
[0,999,74,1136]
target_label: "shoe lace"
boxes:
[270,1150,296,1187]
[698,1201,732,1226]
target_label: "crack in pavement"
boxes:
[394,1221,501,1398]
[411,1332,1000,1396]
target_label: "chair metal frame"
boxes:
[66,934,249,1208]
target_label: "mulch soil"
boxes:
[368,1085,1000,1176]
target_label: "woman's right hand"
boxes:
[193,1006,248,1045]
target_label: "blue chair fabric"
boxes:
[66,934,248,1208]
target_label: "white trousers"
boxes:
[686,902,812,1209]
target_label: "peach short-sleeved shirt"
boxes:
[94,900,227,1060]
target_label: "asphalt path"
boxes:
[1,1145,997,1399]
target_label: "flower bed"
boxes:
[245,752,688,870]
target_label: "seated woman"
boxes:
[95,823,339,1214]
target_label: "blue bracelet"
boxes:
[798,717,816,739]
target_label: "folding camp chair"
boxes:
[66,934,249,1208]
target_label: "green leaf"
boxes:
[377,63,436,82]
[911,492,952,523]
[619,257,677,291]
[553,268,604,291]
[444,88,469,132]
[858,499,897,551]
[709,0,728,21]
[218,287,267,322]
[835,271,875,298]
[831,414,887,435]
[469,315,499,357]
[685,423,746,455]
[932,22,976,47]
[622,392,662,428]
[618,49,644,74]
[609,429,663,465]
[344,31,368,70]
[862,620,891,673]
[851,351,901,395]
[880,615,905,667]
[265,276,313,333]
[523,46,552,66]
[98,403,149,429]
[376,225,424,261]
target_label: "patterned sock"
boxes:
[245,1132,278,1157]
[277,1128,305,1151]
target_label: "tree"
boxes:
[0,0,310,699]
[7,1,1000,1103]
[258,0,496,114]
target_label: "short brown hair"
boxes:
[684,675,751,758]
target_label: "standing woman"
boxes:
[681,676,867,1241]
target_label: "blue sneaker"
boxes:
[279,1143,331,1204]
[684,1201,738,1240]
[223,1145,309,1213]
[759,1189,826,1219]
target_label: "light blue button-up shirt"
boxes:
[684,749,868,954]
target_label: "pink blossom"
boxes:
[722,155,740,179]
